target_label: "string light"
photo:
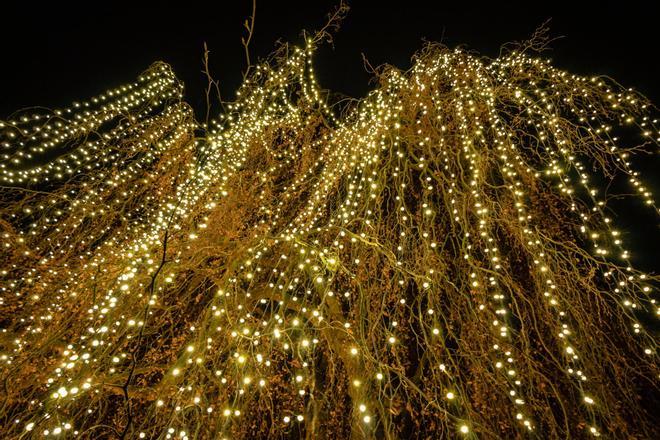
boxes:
[0,24,658,440]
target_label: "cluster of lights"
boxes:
[0,34,657,439]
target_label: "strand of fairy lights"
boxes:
[0,37,657,438]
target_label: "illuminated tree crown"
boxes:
[0,23,658,440]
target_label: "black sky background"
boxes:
[1,1,658,115]
[0,0,657,269]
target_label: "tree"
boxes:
[0,23,658,440]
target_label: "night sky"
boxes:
[1,0,658,266]
[1,1,658,116]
